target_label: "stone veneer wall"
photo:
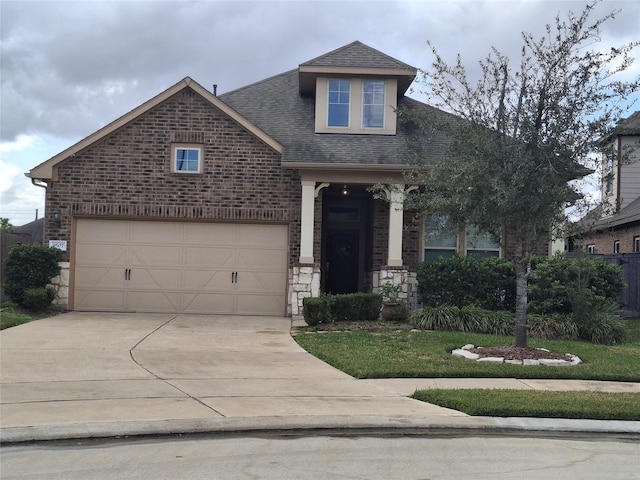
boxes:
[373,267,419,310]
[289,264,321,316]
[49,261,70,309]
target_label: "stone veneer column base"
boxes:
[373,267,418,310]
[49,261,70,310]
[289,264,321,316]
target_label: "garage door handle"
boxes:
[231,271,238,283]
[125,268,131,281]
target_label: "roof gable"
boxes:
[29,77,282,180]
[298,41,417,95]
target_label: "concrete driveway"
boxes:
[0,312,461,441]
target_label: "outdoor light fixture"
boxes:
[52,207,61,228]
[341,185,350,196]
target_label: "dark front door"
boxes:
[326,229,359,294]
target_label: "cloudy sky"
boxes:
[1,0,639,226]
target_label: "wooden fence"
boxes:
[600,253,640,317]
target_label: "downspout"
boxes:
[27,174,47,243]
[616,135,622,213]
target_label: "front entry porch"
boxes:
[289,177,417,317]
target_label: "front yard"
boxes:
[294,318,640,420]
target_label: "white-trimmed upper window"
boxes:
[172,145,202,173]
[315,78,397,134]
[362,80,385,128]
[328,79,350,127]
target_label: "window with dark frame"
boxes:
[634,236,640,253]
[614,240,620,254]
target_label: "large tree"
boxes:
[404,1,639,347]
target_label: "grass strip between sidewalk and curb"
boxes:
[412,389,640,421]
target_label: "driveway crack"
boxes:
[129,315,226,417]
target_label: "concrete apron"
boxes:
[0,312,461,441]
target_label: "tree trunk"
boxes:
[513,258,528,347]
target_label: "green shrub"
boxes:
[411,306,464,331]
[458,306,514,335]
[384,302,410,322]
[416,254,515,311]
[528,253,625,315]
[576,300,626,345]
[302,297,329,326]
[22,287,55,312]
[3,243,62,310]
[527,314,578,341]
[302,293,382,325]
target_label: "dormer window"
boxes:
[315,77,398,135]
[328,80,350,127]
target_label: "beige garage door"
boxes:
[73,219,288,315]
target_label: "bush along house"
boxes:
[29,41,557,316]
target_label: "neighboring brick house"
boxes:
[28,41,559,316]
[577,111,640,254]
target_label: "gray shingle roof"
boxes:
[219,43,453,168]
[301,41,416,71]
[590,196,640,230]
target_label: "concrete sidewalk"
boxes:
[1,312,639,443]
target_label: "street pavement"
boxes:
[1,312,639,443]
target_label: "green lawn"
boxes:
[294,318,640,419]
[412,389,640,420]
[0,303,56,330]
[294,324,640,382]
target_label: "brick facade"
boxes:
[579,223,640,254]
[46,87,302,267]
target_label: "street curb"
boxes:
[3,415,639,444]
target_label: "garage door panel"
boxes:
[235,225,287,247]
[74,289,126,312]
[75,266,127,289]
[183,247,234,268]
[130,245,183,267]
[237,249,287,269]
[184,223,235,245]
[75,244,127,266]
[183,269,234,291]
[236,294,284,316]
[74,220,288,315]
[130,268,181,289]
[127,290,179,312]
[129,222,183,244]
[76,219,128,242]
[236,271,286,293]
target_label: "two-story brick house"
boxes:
[577,111,640,254]
[27,41,548,316]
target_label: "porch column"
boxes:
[387,183,404,267]
[299,180,316,264]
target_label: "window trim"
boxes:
[327,79,351,128]
[422,215,501,262]
[634,236,640,253]
[613,240,620,254]
[587,244,596,254]
[362,80,385,129]
[314,77,397,135]
[171,144,203,174]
